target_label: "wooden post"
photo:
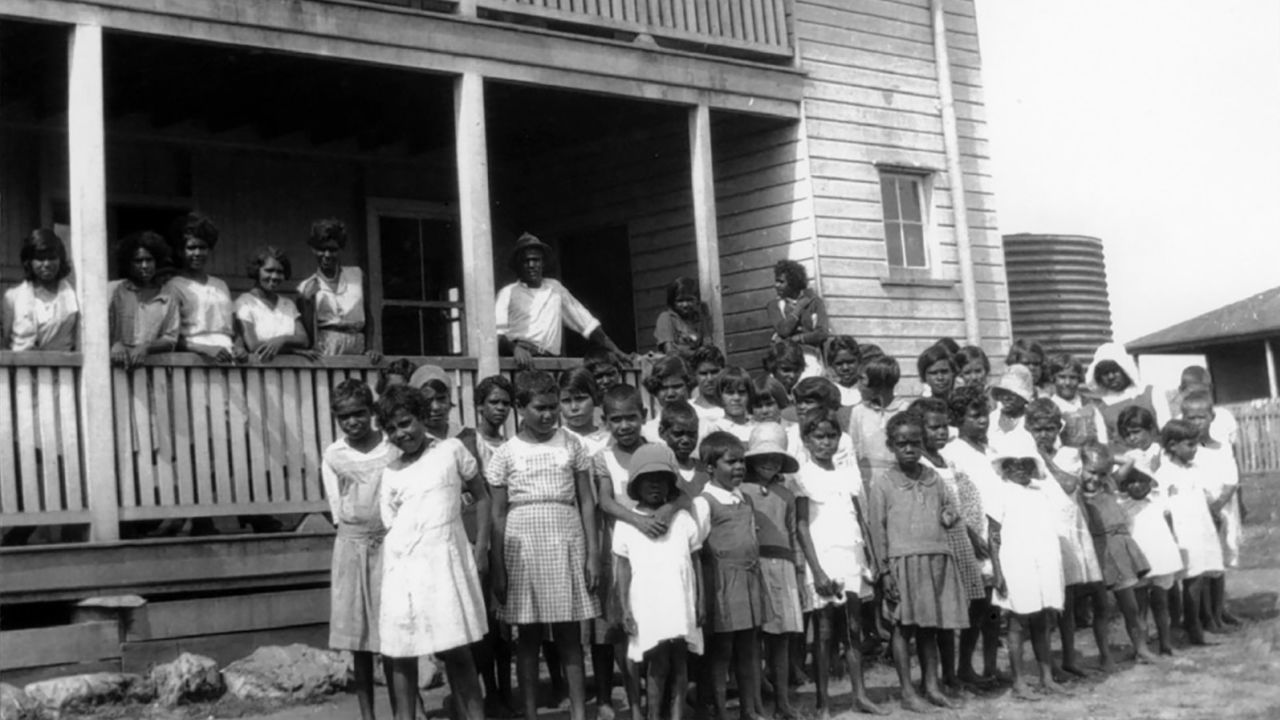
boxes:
[1266,339,1278,399]
[454,73,499,379]
[689,103,725,350]
[68,24,118,541]
[458,0,478,17]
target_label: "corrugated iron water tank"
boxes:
[1002,234,1113,359]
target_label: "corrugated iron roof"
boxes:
[1127,285,1280,354]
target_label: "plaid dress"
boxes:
[929,458,986,601]
[487,431,601,625]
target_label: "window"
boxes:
[367,200,464,356]
[878,171,929,269]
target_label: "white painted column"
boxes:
[1266,340,1278,399]
[689,103,725,350]
[454,72,499,378]
[68,24,118,541]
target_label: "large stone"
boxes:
[0,683,36,720]
[23,673,150,716]
[149,652,224,706]
[221,644,352,702]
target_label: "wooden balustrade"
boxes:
[478,0,792,58]
[1,351,659,534]
[0,352,90,527]
[1223,399,1280,475]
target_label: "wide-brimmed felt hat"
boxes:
[508,232,554,274]
[993,364,1035,402]
[627,444,680,502]
[744,422,799,474]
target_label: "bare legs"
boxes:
[958,589,999,684]
[1008,611,1066,700]
[643,641,688,720]
[1182,576,1209,645]
[352,651,396,720]
[709,630,766,720]
[518,623,589,720]
[1114,586,1158,662]
[765,632,797,719]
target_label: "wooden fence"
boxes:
[0,352,91,527]
[479,0,793,58]
[1224,398,1280,475]
[2,352,650,534]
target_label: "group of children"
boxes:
[321,330,1246,720]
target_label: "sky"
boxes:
[973,0,1280,353]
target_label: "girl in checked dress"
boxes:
[488,370,600,720]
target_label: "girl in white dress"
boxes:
[376,385,489,720]
[792,409,878,718]
[1156,419,1224,646]
[988,447,1068,700]
[614,444,703,720]
[233,247,314,362]
[1119,469,1182,655]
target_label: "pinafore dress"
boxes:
[701,492,765,633]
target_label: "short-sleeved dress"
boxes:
[1158,457,1224,578]
[108,279,180,351]
[379,437,488,657]
[989,479,1065,614]
[298,266,368,355]
[1041,447,1104,587]
[1081,491,1150,590]
[1120,493,1183,587]
[740,479,804,635]
[164,274,236,349]
[487,431,600,625]
[613,508,704,662]
[587,440,641,641]
[321,436,398,651]
[653,305,713,359]
[847,397,909,487]
[234,291,302,346]
[792,457,870,606]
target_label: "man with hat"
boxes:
[495,232,626,368]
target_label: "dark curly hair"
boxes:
[21,229,72,282]
[308,218,348,250]
[947,384,989,427]
[773,259,808,295]
[246,246,292,282]
[114,231,171,282]
[169,212,219,251]
[374,384,430,427]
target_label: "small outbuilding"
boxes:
[1127,285,1280,404]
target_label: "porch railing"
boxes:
[2,352,650,535]
[477,0,792,58]
[0,352,90,526]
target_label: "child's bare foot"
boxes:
[1159,645,1175,656]
[853,694,889,715]
[1010,682,1040,702]
[1097,657,1118,674]
[923,687,959,709]
[773,705,799,720]
[1135,646,1162,664]
[898,693,936,714]
[597,703,616,720]
[1059,663,1091,679]
[1040,678,1071,695]
[1222,611,1242,626]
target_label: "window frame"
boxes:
[876,169,933,273]
[365,197,465,356]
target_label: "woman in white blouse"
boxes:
[234,246,315,362]
[163,213,248,364]
[2,228,79,352]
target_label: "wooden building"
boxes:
[0,0,1012,677]
[1128,285,1280,405]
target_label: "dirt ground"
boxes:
[90,475,1280,720]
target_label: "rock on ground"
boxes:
[22,673,153,716]
[149,652,225,706]
[0,683,37,720]
[222,644,352,702]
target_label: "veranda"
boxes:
[0,9,806,575]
